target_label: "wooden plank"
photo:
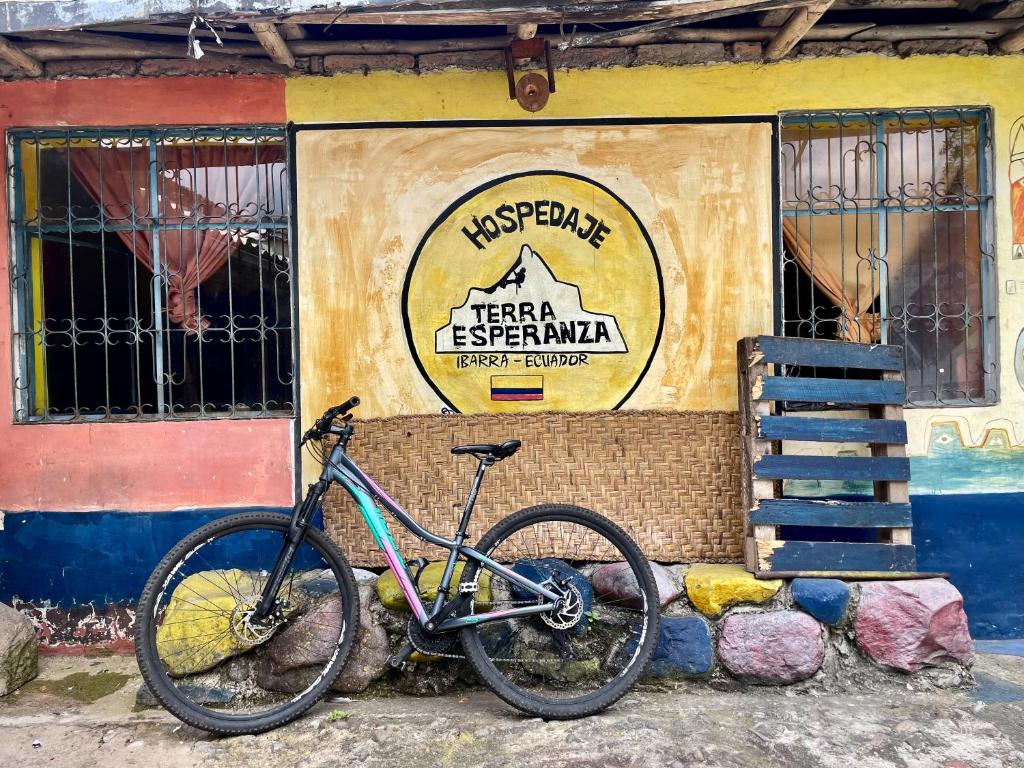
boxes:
[754,336,903,370]
[756,569,945,580]
[737,337,779,572]
[249,22,295,67]
[870,370,913,546]
[756,376,905,405]
[749,498,913,527]
[752,539,917,572]
[0,34,43,76]
[757,415,907,443]
[754,455,910,481]
[765,0,834,60]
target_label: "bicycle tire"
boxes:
[458,504,660,720]
[135,511,359,735]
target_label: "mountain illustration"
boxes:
[435,244,628,354]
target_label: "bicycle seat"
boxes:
[451,440,522,460]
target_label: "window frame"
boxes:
[7,124,295,423]
[777,106,998,408]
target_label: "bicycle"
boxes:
[135,396,661,734]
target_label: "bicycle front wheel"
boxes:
[135,512,359,735]
[459,504,660,719]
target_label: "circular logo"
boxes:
[403,171,663,413]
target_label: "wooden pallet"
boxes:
[737,335,931,579]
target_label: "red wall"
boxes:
[0,76,294,512]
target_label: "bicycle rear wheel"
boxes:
[459,504,660,719]
[135,511,358,735]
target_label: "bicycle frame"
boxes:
[259,438,561,633]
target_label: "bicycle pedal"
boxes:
[458,580,479,594]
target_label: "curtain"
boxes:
[782,217,880,343]
[69,145,285,334]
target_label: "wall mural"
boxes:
[296,122,774,430]
[403,171,663,413]
[1012,116,1024,261]
[785,416,1024,497]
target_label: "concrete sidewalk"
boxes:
[2,653,1023,768]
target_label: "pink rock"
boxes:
[591,561,681,609]
[719,611,824,684]
[855,579,975,672]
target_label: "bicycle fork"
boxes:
[251,479,328,623]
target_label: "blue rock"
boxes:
[642,616,714,678]
[510,558,593,635]
[791,578,851,626]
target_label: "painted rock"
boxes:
[643,616,714,679]
[719,611,825,684]
[791,578,851,626]
[684,564,782,618]
[258,582,389,694]
[512,558,594,613]
[855,579,975,672]
[0,602,37,696]
[592,561,682,609]
[376,562,491,612]
[155,569,262,676]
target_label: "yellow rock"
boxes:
[155,569,261,676]
[684,564,782,617]
[376,562,491,612]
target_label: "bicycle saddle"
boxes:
[451,440,522,460]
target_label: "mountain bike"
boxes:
[135,396,660,735]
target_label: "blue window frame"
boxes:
[779,108,997,407]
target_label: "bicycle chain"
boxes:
[408,598,550,662]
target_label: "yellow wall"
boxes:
[287,54,1024,462]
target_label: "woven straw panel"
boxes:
[321,410,745,567]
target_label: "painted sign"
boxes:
[403,171,663,413]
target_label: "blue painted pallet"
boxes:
[753,540,917,573]
[754,455,910,481]
[755,336,904,371]
[757,376,905,405]
[749,498,913,528]
[757,415,908,444]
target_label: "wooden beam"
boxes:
[765,0,834,59]
[20,39,263,61]
[758,8,794,25]
[559,0,805,48]
[279,22,308,40]
[984,0,1024,18]
[249,22,295,67]
[91,23,257,41]
[851,18,1022,38]
[997,20,1024,48]
[513,23,538,39]
[0,34,43,76]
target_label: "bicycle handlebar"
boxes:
[301,395,360,444]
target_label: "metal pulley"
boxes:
[504,36,555,112]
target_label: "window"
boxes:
[780,108,996,406]
[8,126,292,422]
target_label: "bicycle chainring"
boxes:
[407,618,462,658]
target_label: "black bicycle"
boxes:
[136,396,660,734]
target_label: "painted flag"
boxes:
[490,375,544,401]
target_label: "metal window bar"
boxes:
[779,107,997,407]
[7,126,294,422]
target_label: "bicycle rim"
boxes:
[136,513,356,731]
[460,505,659,716]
